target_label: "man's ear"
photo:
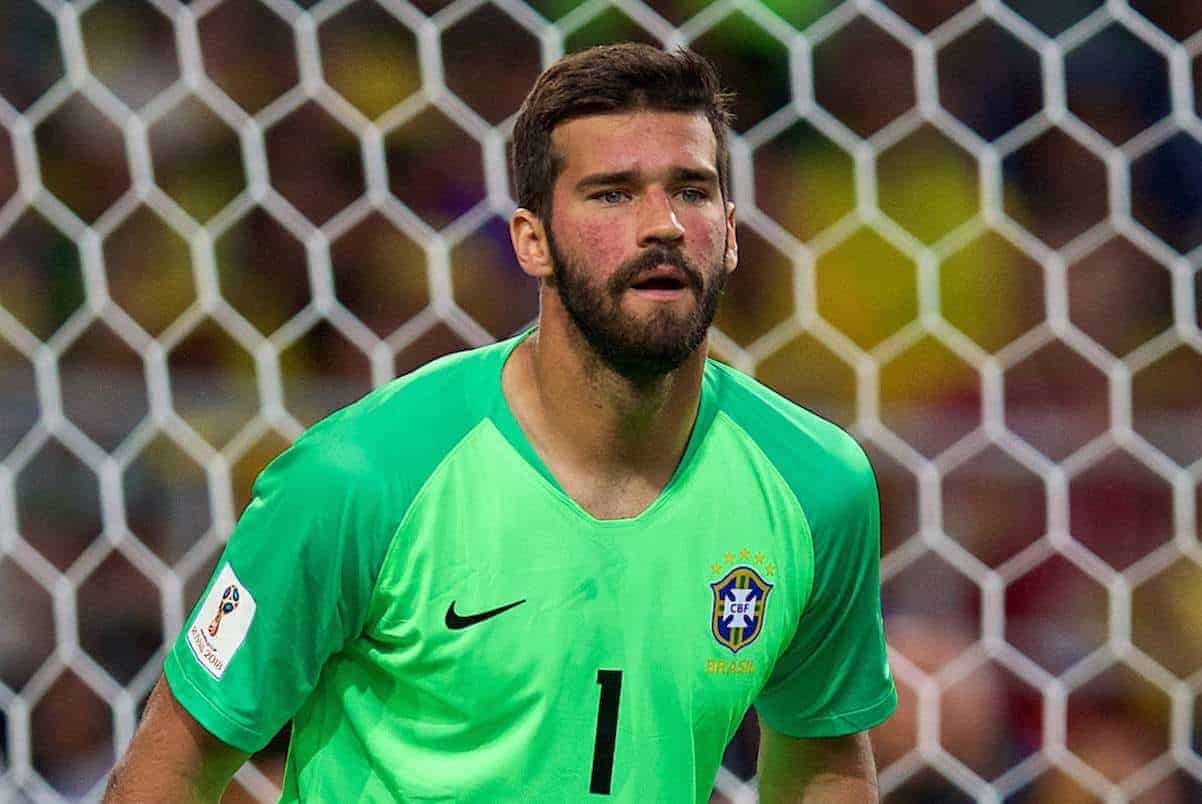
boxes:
[723,200,738,274]
[511,208,554,280]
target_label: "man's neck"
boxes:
[503,291,705,487]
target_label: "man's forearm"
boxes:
[103,677,247,804]
[103,757,220,804]
[758,770,879,803]
[757,727,879,803]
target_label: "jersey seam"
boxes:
[712,409,818,618]
[774,682,899,735]
[777,686,898,730]
[363,418,493,624]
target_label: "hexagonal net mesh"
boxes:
[1,0,1202,801]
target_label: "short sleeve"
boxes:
[754,449,897,738]
[163,427,392,752]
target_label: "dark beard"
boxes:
[545,225,727,382]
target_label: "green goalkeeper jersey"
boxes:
[164,329,896,802]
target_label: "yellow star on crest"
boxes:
[723,552,735,564]
[765,564,776,576]
[754,551,765,564]
[711,563,722,574]
[740,548,751,560]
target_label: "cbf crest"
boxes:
[710,559,774,653]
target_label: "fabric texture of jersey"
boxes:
[164,329,896,802]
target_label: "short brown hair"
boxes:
[512,43,735,223]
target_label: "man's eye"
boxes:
[679,188,708,203]
[595,190,629,204]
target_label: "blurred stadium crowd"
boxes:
[2,0,1202,801]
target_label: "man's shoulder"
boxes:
[276,340,509,491]
[704,359,875,518]
[352,339,505,424]
[706,359,868,475]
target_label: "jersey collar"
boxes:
[489,327,719,524]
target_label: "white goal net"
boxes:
[2,0,1201,801]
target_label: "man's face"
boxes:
[544,110,736,380]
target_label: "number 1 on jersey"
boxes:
[590,669,623,794]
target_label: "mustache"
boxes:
[607,247,703,295]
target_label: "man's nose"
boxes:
[637,188,685,247]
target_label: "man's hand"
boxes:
[103,675,249,803]
[756,721,879,803]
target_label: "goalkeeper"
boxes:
[105,43,895,802]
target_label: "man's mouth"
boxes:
[628,266,691,295]
[632,276,686,291]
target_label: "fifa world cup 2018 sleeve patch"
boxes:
[708,550,774,656]
[186,563,257,680]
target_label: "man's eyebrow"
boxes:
[668,167,719,185]
[574,167,719,191]
[574,170,639,191]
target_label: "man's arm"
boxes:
[103,675,249,803]
[756,721,879,803]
